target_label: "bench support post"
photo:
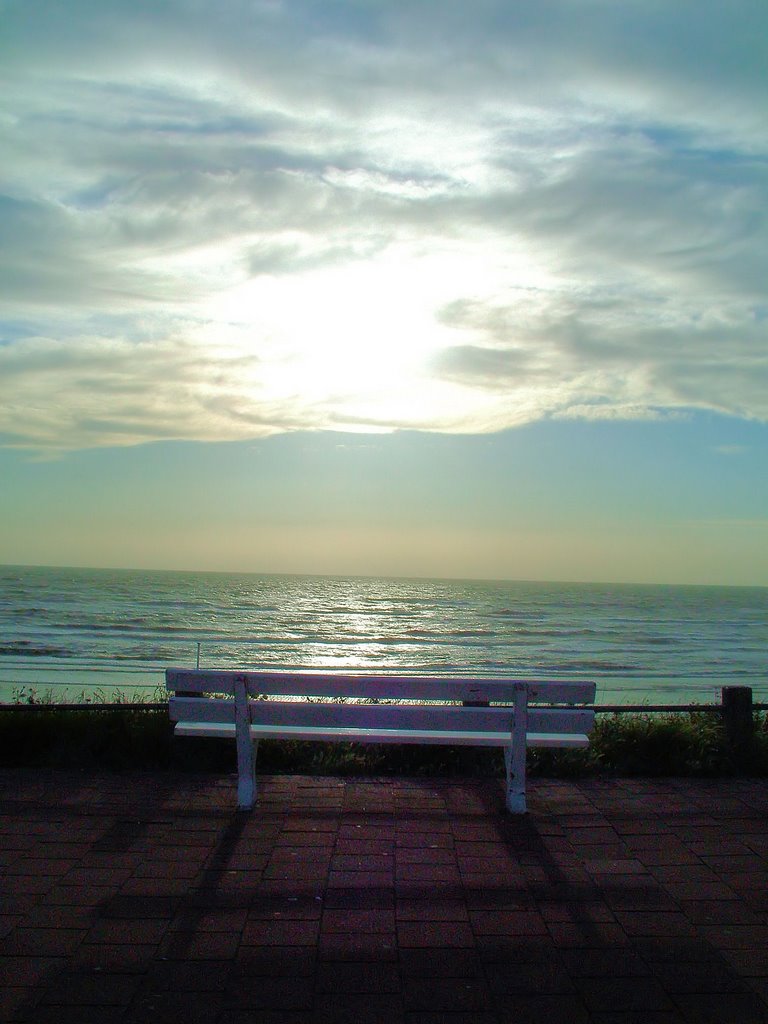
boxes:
[504,683,528,814]
[234,676,257,809]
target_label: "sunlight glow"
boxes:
[196,236,557,428]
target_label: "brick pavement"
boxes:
[1,769,768,1022]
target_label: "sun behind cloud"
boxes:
[195,233,549,432]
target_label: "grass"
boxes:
[1,700,767,776]
[531,710,768,777]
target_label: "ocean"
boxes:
[0,564,766,706]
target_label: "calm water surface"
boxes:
[0,565,766,704]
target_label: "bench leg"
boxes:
[235,677,257,809]
[504,685,528,814]
[504,745,526,813]
[236,740,258,809]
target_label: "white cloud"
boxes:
[1,0,766,449]
[713,445,747,455]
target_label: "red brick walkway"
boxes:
[1,770,768,1022]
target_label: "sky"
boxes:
[1,0,767,585]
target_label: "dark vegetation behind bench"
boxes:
[2,703,767,776]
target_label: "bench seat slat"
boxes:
[167,669,595,705]
[174,721,591,748]
[169,696,593,735]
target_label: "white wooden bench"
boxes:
[166,669,596,813]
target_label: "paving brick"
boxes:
[249,896,323,921]
[322,887,393,910]
[560,947,650,977]
[396,847,455,865]
[16,906,95,930]
[318,932,398,961]
[85,919,169,945]
[40,971,141,1006]
[62,867,133,886]
[118,877,192,897]
[721,947,768,975]
[651,864,724,885]
[454,840,511,858]
[395,832,453,849]
[0,928,86,956]
[399,948,484,978]
[679,900,762,925]
[402,975,491,1012]
[321,908,395,932]
[470,910,548,936]
[650,959,750,993]
[334,839,393,856]
[462,884,534,909]
[493,992,591,1022]
[397,921,474,948]
[312,993,404,1023]
[601,878,680,912]
[161,929,241,959]
[4,858,78,877]
[316,961,401,993]
[124,989,225,1024]
[332,854,393,872]
[275,831,335,849]
[747,978,768,1004]
[717,871,768,894]
[0,987,44,1023]
[71,943,158,972]
[457,856,522,875]
[616,912,697,937]
[539,900,615,923]
[583,858,649,876]
[586,1012,687,1023]
[404,1013,497,1024]
[699,924,768,949]
[0,955,61,989]
[241,919,320,946]
[396,899,467,922]
[484,960,575,994]
[574,976,676,1013]
[234,946,316,975]
[0,876,54,896]
[224,974,314,1010]
[255,878,325,899]
[546,921,632,948]
[671,992,768,1023]
[170,908,248,931]
[664,881,739,901]
[634,937,722,963]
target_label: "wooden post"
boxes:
[505,683,528,814]
[234,675,257,809]
[721,686,753,755]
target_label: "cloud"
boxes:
[1,0,766,449]
[713,445,747,455]
[0,328,335,451]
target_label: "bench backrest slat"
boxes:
[166,669,595,705]
[169,695,594,735]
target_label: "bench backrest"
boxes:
[167,669,596,737]
[166,669,595,704]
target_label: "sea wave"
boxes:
[1,566,767,704]
[0,642,73,657]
